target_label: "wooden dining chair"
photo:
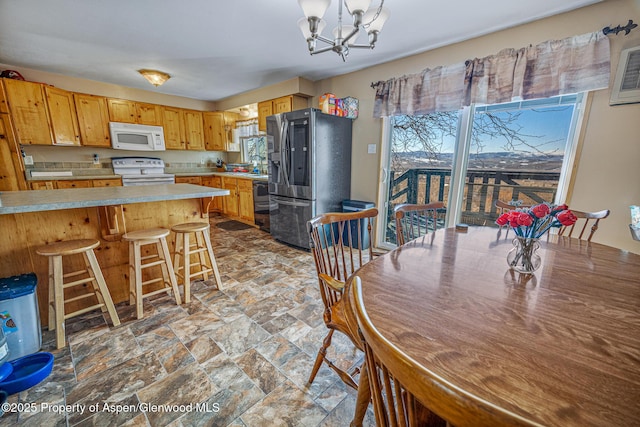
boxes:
[558,209,610,242]
[351,276,540,427]
[394,202,446,246]
[306,207,378,391]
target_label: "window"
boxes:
[377,94,586,248]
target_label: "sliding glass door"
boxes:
[377,94,586,248]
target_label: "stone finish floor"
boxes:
[0,215,373,427]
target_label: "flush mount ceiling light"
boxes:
[138,69,171,87]
[298,0,389,61]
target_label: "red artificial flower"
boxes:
[516,212,534,227]
[555,204,568,212]
[531,203,550,218]
[557,210,578,226]
[508,211,520,227]
[496,213,510,226]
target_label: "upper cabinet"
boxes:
[107,98,163,126]
[257,95,308,131]
[203,112,225,151]
[183,109,204,150]
[162,106,185,150]
[44,86,81,146]
[203,111,238,152]
[1,79,53,145]
[74,93,111,147]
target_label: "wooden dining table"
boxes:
[348,226,640,426]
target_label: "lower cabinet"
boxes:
[220,176,254,223]
[201,176,223,212]
[29,178,121,190]
[175,176,202,185]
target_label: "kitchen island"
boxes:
[0,184,229,325]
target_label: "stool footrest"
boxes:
[141,277,165,287]
[63,276,95,289]
[64,303,105,319]
[64,293,96,304]
[63,269,88,279]
[142,287,173,298]
[140,259,165,269]
[140,254,160,262]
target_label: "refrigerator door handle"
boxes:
[273,196,311,207]
[280,118,290,187]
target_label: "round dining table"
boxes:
[348,226,640,426]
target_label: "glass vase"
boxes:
[507,236,541,273]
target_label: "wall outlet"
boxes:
[201,158,206,165]
[24,155,34,165]
[367,144,377,154]
[93,154,100,165]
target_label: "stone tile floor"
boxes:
[0,215,374,427]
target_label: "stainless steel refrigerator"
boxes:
[267,108,352,249]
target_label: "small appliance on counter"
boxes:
[112,157,175,186]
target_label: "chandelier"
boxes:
[298,0,389,61]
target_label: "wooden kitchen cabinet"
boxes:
[162,106,186,150]
[257,95,308,131]
[201,176,224,212]
[44,86,81,146]
[55,180,92,189]
[107,98,163,126]
[1,79,53,145]
[237,178,254,222]
[183,109,205,150]
[220,176,254,222]
[203,111,238,152]
[74,93,111,147]
[175,176,202,185]
[203,112,225,151]
[92,178,121,187]
[0,113,27,191]
[30,181,55,190]
[221,177,239,217]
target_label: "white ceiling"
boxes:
[0,0,600,102]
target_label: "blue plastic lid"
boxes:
[0,273,37,300]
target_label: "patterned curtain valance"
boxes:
[372,31,610,118]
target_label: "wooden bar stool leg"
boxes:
[52,255,66,349]
[181,233,191,303]
[85,250,121,327]
[202,229,222,289]
[133,240,144,319]
[195,232,209,281]
[159,237,182,305]
[47,256,56,331]
[173,233,183,291]
[83,252,107,313]
[128,241,136,306]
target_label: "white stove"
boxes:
[112,157,175,186]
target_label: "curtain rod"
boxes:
[602,19,637,36]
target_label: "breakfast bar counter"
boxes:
[0,184,229,325]
[0,183,229,214]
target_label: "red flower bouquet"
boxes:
[497,203,578,273]
[496,203,577,239]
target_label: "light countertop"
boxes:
[0,184,229,215]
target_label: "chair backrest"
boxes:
[351,276,540,427]
[307,208,378,312]
[394,202,446,246]
[558,209,610,242]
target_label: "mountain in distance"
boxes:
[394,151,564,172]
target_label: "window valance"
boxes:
[372,31,610,117]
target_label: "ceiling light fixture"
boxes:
[138,69,171,87]
[298,0,389,62]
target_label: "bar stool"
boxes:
[36,239,121,349]
[123,228,182,319]
[171,222,222,303]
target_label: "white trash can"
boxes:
[0,274,42,361]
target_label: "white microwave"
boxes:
[109,122,166,151]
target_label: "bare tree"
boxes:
[391,107,569,172]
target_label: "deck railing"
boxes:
[386,168,560,243]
